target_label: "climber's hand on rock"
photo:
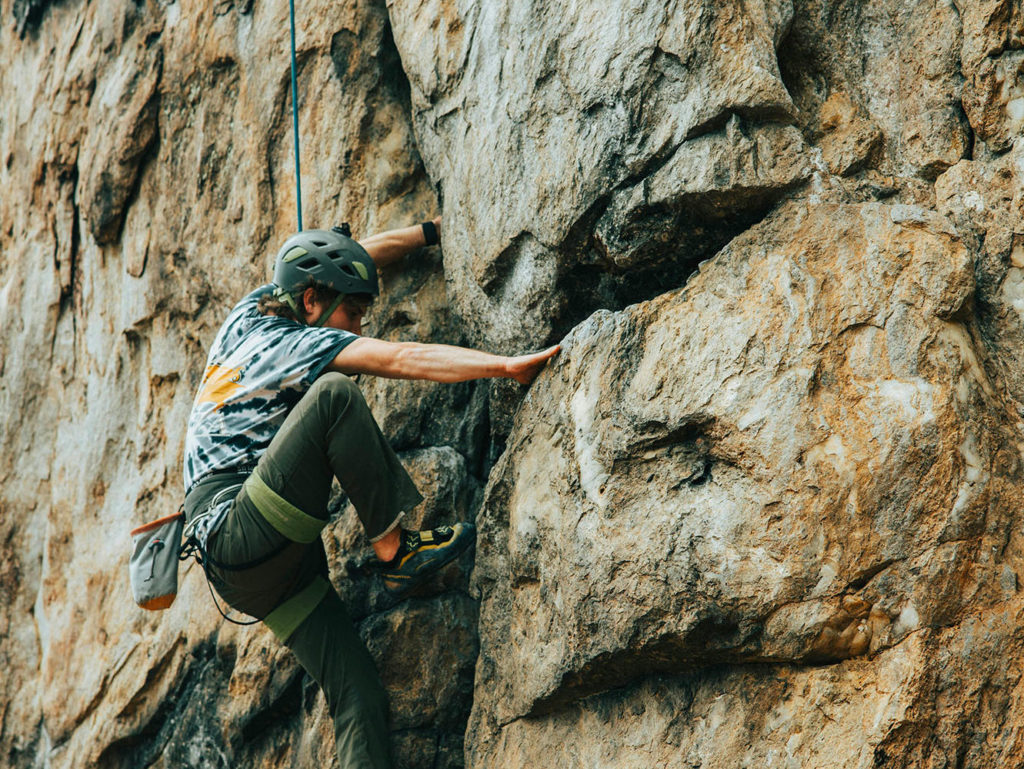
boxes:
[506,345,561,385]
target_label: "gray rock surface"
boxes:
[467,199,1024,762]
[2,0,475,767]
[936,141,1024,414]
[390,0,808,349]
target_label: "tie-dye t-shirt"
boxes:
[183,285,358,493]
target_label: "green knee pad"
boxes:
[264,577,330,642]
[245,472,327,544]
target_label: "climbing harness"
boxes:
[179,481,287,626]
[130,482,286,626]
[179,537,265,627]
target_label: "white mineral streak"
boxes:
[894,604,921,636]
[570,376,608,511]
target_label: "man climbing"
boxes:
[181,219,558,768]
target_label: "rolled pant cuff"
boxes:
[367,512,404,544]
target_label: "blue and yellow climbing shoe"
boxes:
[379,522,476,597]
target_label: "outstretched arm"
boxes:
[329,338,560,384]
[358,216,441,269]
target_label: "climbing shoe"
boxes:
[378,522,476,597]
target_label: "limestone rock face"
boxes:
[936,142,1024,414]
[467,199,1024,763]
[782,0,970,182]
[390,0,809,349]
[960,0,1024,154]
[2,0,473,767]
[3,0,1024,767]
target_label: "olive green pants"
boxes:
[185,373,423,769]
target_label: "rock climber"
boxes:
[181,218,558,768]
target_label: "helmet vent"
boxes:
[298,258,319,270]
[312,240,328,247]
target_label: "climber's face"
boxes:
[308,292,373,335]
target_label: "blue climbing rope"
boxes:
[288,0,303,230]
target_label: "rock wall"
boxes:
[1,0,1022,767]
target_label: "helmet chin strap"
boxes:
[272,285,345,327]
[312,294,346,328]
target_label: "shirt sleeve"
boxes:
[268,322,359,388]
[301,327,359,384]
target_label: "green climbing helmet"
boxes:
[271,226,378,324]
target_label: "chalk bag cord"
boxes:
[289,0,303,230]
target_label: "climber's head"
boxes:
[270,227,379,328]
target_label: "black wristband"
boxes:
[421,220,440,247]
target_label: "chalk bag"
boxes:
[129,510,185,610]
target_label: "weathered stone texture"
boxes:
[937,141,1024,414]
[3,0,1024,767]
[470,605,1024,768]
[466,199,1024,762]
[2,0,471,767]
[960,0,1024,153]
[391,0,808,349]
[781,0,970,182]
